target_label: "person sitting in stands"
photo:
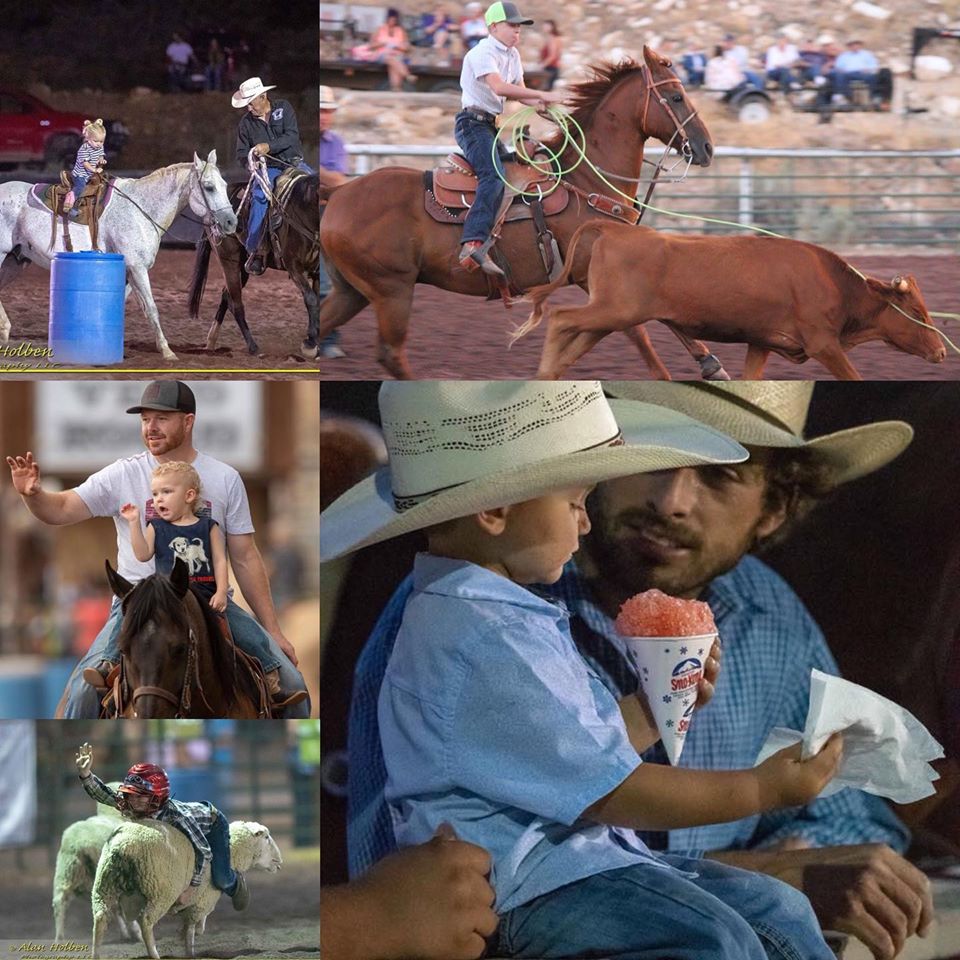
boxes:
[830,39,879,103]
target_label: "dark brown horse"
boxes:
[188,173,323,357]
[316,47,721,379]
[105,558,266,719]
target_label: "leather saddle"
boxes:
[37,172,111,252]
[425,151,569,226]
[263,167,313,268]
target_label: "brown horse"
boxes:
[517,220,947,380]
[105,558,266,719]
[316,47,721,379]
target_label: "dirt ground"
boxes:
[0,851,319,959]
[0,250,320,378]
[315,254,960,380]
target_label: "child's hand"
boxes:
[209,591,228,614]
[694,638,721,710]
[5,452,42,496]
[120,502,140,523]
[757,732,844,808]
[177,885,199,906]
[76,742,93,778]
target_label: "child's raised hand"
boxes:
[6,452,42,496]
[758,732,844,808]
[76,742,94,778]
[209,592,228,614]
[120,502,140,523]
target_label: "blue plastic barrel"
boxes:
[42,658,77,719]
[0,659,45,719]
[49,251,125,365]
[166,768,227,816]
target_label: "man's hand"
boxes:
[6,452,42,496]
[271,630,299,667]
[695,637,721,710]
[352,826,498,960]
[712,844,934,960]
[253,142,270,157]
[76,742,93,778]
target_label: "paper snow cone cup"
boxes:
[621,634,716,764]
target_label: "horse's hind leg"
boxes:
[537,305,611,379]
[620,327,672,380]
[742,343,771,380]
[127,265,177,361]
[205,290,231,351]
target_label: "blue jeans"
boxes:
[454,112,509,245]
[833,70,877,99]
[69,173,90,208]
[60,598,309,718]
[766,67,797,93]
[317,206,340,349]
[491,857,834,960]
[208,808,239,893]
[245,161,316,254]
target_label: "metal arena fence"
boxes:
[345,144,960,249]
[5,721,319,870]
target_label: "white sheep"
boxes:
[91,819,282,959]
[53,786,140,943]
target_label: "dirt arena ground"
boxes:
[315,254,960,380]
[0,847,319,959]
[0,250,320,378]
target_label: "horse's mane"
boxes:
[132,162,195,185]
[286,174,321,240]
[118,574,248,710]
[542,58,646,153]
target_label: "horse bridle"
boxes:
[193,160,235,242]
[120,624,216,718]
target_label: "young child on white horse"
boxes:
[65,119,108,219]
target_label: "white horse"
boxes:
[0,150,237,361]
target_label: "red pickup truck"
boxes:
[0,89,129,170]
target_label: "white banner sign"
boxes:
[0,721,36,847]
[35,382,263,473]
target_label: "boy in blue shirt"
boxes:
[321,380,843,960]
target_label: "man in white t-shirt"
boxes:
[764,36,801,93]
[6,381,309,719]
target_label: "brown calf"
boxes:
[514,221,947,380]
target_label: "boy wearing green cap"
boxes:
[455,1,566,276]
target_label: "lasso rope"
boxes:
[491,106,960,356]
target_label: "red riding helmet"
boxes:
[118,763,170,810]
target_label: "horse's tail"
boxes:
[509,220,602,346]
[187,232,212,319]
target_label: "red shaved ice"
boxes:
[615,589,717,637]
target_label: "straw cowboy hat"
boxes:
[604,382,913,488]
[318,86,340,109]
[231,76,277,108]
[320,381,748,561]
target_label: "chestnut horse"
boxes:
[316,47,719,379]
[105,558,265,719]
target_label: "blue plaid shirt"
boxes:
[347,554,909,878]
[81,773,216,885]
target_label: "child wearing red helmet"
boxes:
[75,742,250,910]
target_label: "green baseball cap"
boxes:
[485,1,534,26]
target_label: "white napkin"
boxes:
[757,669,944,804]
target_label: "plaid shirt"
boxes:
[81,773,215,885]
[347,555,909,878]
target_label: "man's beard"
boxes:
[582,494,757,606]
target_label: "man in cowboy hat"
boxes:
[233,76,312,276]
[323,381,853,960]
[7,380,309,719]
[339,381,933,959]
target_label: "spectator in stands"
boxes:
[166,33,197,93]
[796,36,835,84]
[206,38,226,92]
[680,42,707,86]
[830,39,880,103]
[539,20,563,91]
[318,86,350,360]
[764,35,802,93]
[370,8,413,91]
[460,2,487,51]
[705,45,749,93]
[415,5,457,64]
[721,33,765,90]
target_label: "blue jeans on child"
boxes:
[59,597,309,718]
[490,857,834,960]
[69,173,90,208]
[246,161,316,254]
[454,111,510,245]
[208,808,239,893]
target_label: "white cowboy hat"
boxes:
[604,382,913,488]
[318,85,340,109]
[231,76,277,108]
[320,381,748,561]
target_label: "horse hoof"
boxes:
[247,341,260,356]
[699,354,731,381]
[300,341,320,361]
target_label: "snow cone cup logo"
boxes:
[615,590,719,765]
